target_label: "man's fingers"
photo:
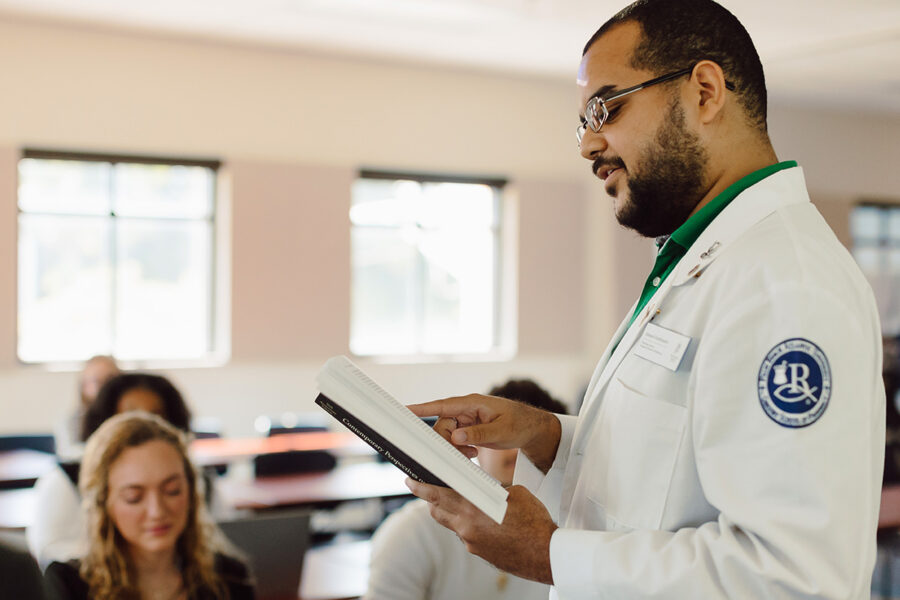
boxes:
[405,478,459,508]
[406,399,449,418]
[407,394,496,422]
[406,478,482,539]
[408,394,527,450]
[451,422,507,448]
[405,477,437,502]
[433,416,458,440]
[427,501,460,533]
[405,478,467,512]
[435,416,478,458]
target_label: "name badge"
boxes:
[633,323,691,371]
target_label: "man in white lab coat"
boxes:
[406,0,886,597]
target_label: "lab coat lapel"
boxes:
[578,308,634,414]
[573,275,680,453]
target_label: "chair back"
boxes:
[254,422,338,477]
[0,434,55,454]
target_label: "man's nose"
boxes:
[579,129,608,161]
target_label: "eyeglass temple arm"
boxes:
[606,66,735,103]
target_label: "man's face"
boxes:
[577,23,709,238]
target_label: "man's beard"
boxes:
[615,97,709,238]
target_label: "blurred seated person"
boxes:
[28,373,192,569]
[365,378,567,600]
[44,412,253,600]
[0,540,47,599]
[55,356,120,460]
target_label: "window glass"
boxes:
[17,215,114,362]
[350,227,418,356]
[114,163,214,219]
[350,175,503,357]
[852,204,900,336]
[17,153,219,363]
[419,228,496,354]
[889,210,900,241]
[18,159,111,216]
[115,219,212,360]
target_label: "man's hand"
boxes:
[408,394,561,473]
[406,479,557,584]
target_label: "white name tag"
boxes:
[633,323,691,371]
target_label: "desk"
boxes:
[218,462,411,510]
[190,432,373,467]
[0,433,372,485]
[0,449,57,489]
[0,462,409,531]
[300,540,370,600]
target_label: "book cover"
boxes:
[314,356,509,524]
[314,393,446,486]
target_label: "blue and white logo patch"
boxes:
[757,338,831,428]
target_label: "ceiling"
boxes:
[1,0,899,114]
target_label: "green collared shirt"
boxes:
[628,160,798,327]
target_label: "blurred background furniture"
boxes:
[254,417,338,477]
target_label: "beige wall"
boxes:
[0,16,898,436]
[0,17,599,435]
[0,17,583,179]
[768,105,900,250]
[0,147,17,366]
[229,160,353,360]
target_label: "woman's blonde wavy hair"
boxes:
[78,411,228,600]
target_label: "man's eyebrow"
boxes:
[589,84,619,101]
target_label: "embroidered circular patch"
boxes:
[757,338,831,428]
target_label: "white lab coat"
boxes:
[515,167,886,599]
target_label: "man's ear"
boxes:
[691,60,728,124]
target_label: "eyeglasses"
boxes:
[576,65,736,146]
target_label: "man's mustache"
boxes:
[592,156,625,176]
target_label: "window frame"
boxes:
[350,169,513,361]
[16,148,226,367]
[850,200,900,336]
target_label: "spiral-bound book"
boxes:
[314,355,508,524]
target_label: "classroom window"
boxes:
[851,203,900,335]
[350,172,506,357]
[17,150,222,364]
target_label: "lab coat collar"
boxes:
[670,166,810,286]
[573,167,810,452]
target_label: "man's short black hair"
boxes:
[489,379,568,415]
[584,0,767,132]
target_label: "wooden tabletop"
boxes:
[218,461,411,510]
[190,432,373,467]
[0,433,373,486]
[0,449,57,489]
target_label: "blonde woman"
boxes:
[44,412,253,600]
